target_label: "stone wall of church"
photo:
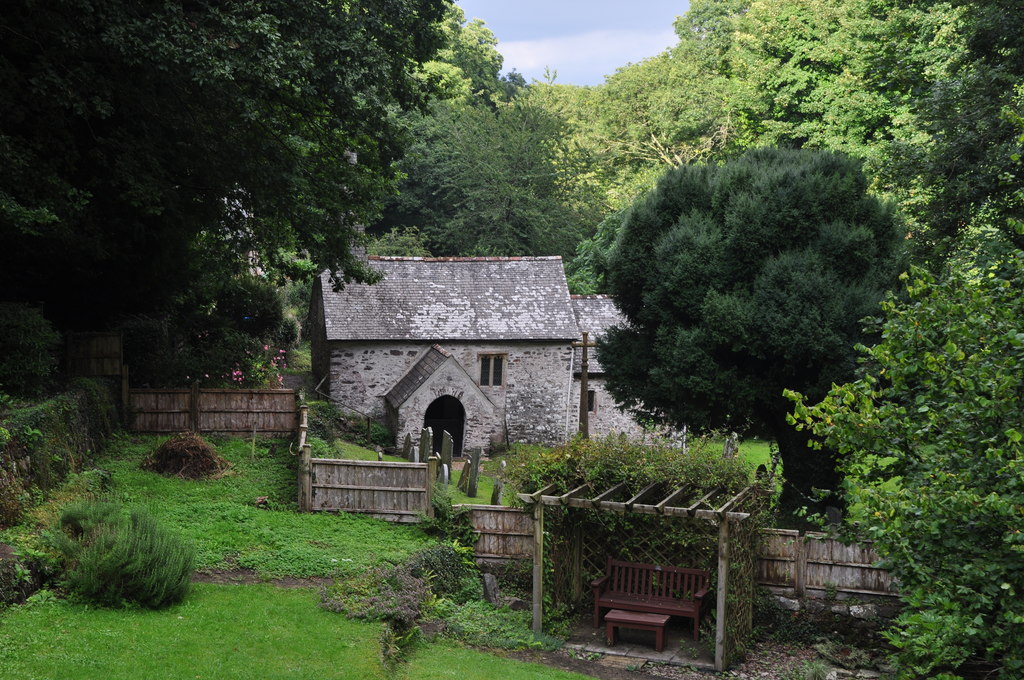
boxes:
[568,377,646,439]
[325,340,574,449]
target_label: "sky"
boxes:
[455,1,690,87]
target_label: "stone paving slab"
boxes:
[566,619,716,671]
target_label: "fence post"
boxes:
[425,456,439,517]
[298,405,309,448]
[794,532,808,597]
[715,519,730,671]
[190,381,201,433]
[299,442,312,512]
[532,501,544,632]
[121,365,131,415]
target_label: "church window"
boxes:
[479,354,505,386]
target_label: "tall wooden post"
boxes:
[571,331,596,439]
[299,441,312,512]
[532,501,545,632]
[190,381,201,433]
[425,456,439,517]
[715,519,730,671]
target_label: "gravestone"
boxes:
[417,427,432,464]
[440,432,454,482]
[723,433,739,458]
[402,433,413,460]
[482,573,501,606]
[466,448,482,498]
[490,477,503,505]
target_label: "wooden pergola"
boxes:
[517,482,759,671]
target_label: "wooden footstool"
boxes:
[604,609,670,652]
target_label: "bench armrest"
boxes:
[693,586,709,601]
[591,575,609,592]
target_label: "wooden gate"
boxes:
[302,457,439,523]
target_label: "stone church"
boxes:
[309,255,644,456]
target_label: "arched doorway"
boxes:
[424,395,465,457]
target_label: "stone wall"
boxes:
[769,592,902,646]
[327,340,574,449]
[568,377,645,439]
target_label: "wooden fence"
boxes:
[129,386,297,437]
[300,457,439,523]
[66,332,123,377]
[461,505,534,562]
[449,508,899,600]
[757,529,897,598]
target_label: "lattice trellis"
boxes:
[519,482,767,672]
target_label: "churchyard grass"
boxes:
[2,434,431,578]
[0,435,583,680]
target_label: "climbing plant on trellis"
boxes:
[507,435,772,671]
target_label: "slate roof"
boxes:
[320,257,580,341]
[570,295,624,375]
[385,345,451,408]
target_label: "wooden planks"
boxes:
[309,458,433,523]
[757,529,897,598]
[129,388,297,436]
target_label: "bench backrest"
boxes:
[605,558,709,601]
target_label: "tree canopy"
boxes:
[601,147,905,509]
[0,0,449,327]
[789,231,1024,677]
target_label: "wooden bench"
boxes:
[605,609,670,652]
[591,557,710,641]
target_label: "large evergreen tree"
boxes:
[601,147,905,510]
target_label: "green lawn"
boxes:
[0,585,387,680]
[399,643,593,680]
[7,434,432,578]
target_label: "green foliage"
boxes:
[0,380,119,520]
[0,0,449,326]
[367,226,433,258]
[47,500,194,608]
[376,96,600,260]
[407,541,481,603]
[85,435,429,578]
[118,275,292,388]
[320,562,428,631]
[505,435,752,499]
[421,484,477,547]
[423,598,562,651]
[602,147,905,510]
[0,303,60,398]
[788,236,1024,677]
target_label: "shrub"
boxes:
[407,542,481,604]
[421,598,562,650]
[505,434,754,501]
[319,562,428,630]
[47,500,194,608]
[0,303,60,397]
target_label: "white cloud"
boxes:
[499,28,678,86]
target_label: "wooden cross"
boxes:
[572,331,597,439]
